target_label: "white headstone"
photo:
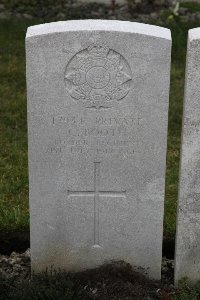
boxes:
[175,28,200,284]
[26,20,171,279]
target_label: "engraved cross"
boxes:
[68,162,126,247]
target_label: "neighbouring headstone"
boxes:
[175,28,200,284]
[26,20,171,279]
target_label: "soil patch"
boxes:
[0,232,175,259]
[74,260,161,299]
[0,231,30,255]
[0,251,175,299]
[162,238,175,259]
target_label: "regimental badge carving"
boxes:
[64,42,132,109]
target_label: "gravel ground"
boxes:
[0,0,200,24]
[0,249,31,281]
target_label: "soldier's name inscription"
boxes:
[45,113,143,157]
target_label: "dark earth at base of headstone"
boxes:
[0,251,174,300]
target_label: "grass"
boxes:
[0,17,200,241]
[163,20,190,239]
[172,278,200,299]
[180,1,200,13]
[0,270,82,300]
[0,19,30,232]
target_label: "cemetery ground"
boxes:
[1,9,200,300]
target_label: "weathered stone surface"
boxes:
[26,20,171,279]
[175,28,200,285]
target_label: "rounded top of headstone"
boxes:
[26,20,171,41]
[188,28,200,41]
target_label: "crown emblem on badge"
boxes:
[87,42,109,58]
[65,42,132,109]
